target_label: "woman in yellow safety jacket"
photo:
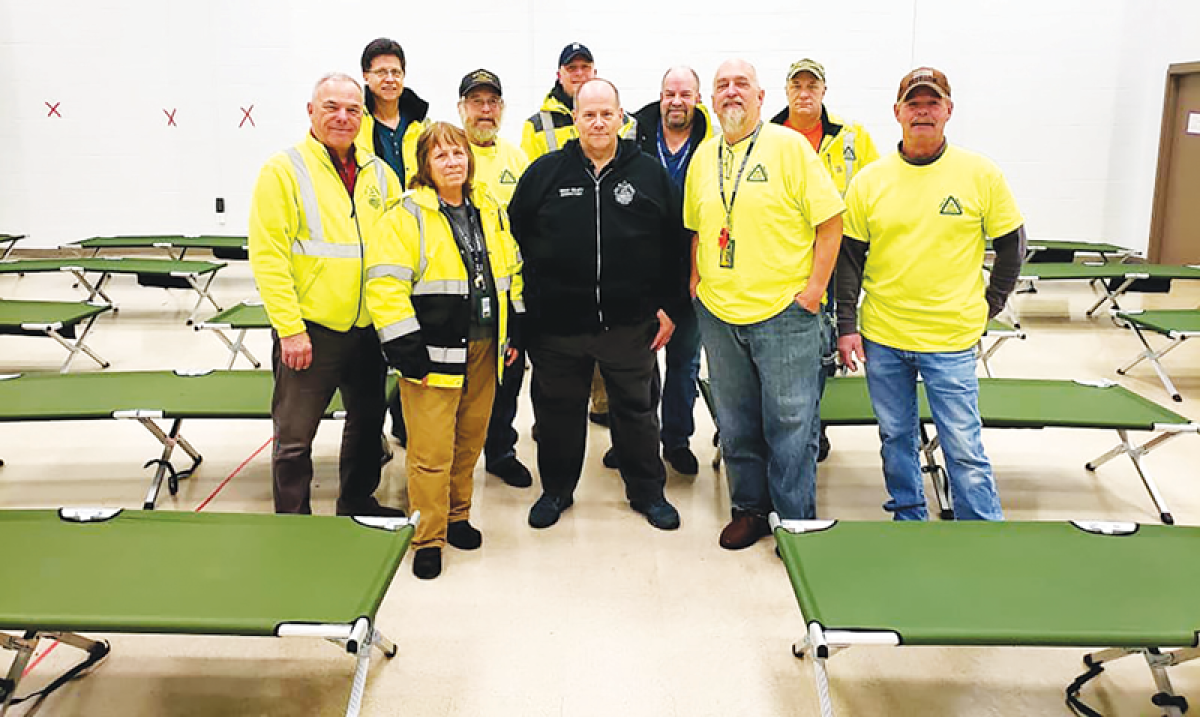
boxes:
[365,122,523,580]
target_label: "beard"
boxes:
[664,107,691,131]
[464,121,499,145]
[716,103,750,136]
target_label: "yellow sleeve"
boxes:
[520,119,547,161]
[248,157,306,338]
[364,206,422,341]
[795,140,846,228]
[401,119,426,189]
[842,173,870,243]
[983,163,1024,238]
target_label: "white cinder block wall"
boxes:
[1,0,1197,251]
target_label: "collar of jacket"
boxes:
[303,132,379,173]
[769,104,843,141]
[405,183,499,213]
[364,86,430,122]
[561,136,641,172]
[632,100,711,153]
[542,82,573,114]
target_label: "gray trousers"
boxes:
[271,322,386,514]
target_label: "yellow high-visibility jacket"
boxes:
[365,184,524,388]
[520,84,638,161]
[770,105,880,195]
[249,133,401,337]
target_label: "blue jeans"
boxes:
[862,338,1002,521]
[660,301,701,451]
[696,299,822,520]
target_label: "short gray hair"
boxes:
[661,66,701,93]
[312,72,361,101]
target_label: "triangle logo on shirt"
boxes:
[499,169,518,185]
[940,196,963,216]
[747,164,769,182]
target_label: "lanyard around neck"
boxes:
[717,122,763,229]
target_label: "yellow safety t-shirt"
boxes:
[684,122,845,325]
[471,138,529,208]
[843,144,1024,352]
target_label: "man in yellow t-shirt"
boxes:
[684,59,845,549]
[836,67,1026,522]
[456,69,533,489]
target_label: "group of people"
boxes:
[248,38,1027,580]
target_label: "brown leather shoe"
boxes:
[719,510,771,550]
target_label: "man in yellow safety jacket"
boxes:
[248,72,404,517]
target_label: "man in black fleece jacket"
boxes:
[508,78,689,532]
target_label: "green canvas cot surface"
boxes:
[1118,309,1200,336]
[1019,263,1200,280]
[0,509,412,635]
[200,301,269,329]
[775,519,1200,648]
[74,235,248,250]
[0,257,224,276]
[0,300,109,334]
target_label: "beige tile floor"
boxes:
[3,257,1200,716]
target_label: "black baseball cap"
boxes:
[558,42,594,66]
[459,69,502,97]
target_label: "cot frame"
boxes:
[1115,310,1200,403]
[0,508,417,717]
[194,300,266,369]
[0,235,23,262]
[771,516,1200,717]
[75,235,249,262]
[2,302,111,373]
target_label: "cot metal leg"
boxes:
[341,621,396,717]
[975,341,995,378]
[1086,277,1134,317]
[1145,649,1190,717]
[139,418,203,509]
[1118,328,1185,403]
[1086,429,1178,525]
[69,270,115,308]
[792,624,838,717]
[47,317,110,373]
[919,425,952,520]
[1,632,37,716]
[209,328,260,369]
[184,273,223,325]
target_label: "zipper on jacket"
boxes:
[588,165,611,328]
[351,190,366,326]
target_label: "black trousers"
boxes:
[271,322,386,514]
[527,320,666,504]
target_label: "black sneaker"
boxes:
[602,447,620,469]
[528,493,573,529]
[664,446,699,475]
[630,497,681,531]
[446,520,482,550]
[487,455,533,488]
[339,500,406,518]
[818,426,831,463]
[412,547,441,579]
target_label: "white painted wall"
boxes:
[1,0,1197,251]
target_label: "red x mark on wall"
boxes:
[163,108,178,126]
[45,102,61,118]
[239,105,255,128]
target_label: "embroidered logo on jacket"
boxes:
[614,180,636,205]
[939,196,963,216]
[367,186,382,209]
[559,187,585,198]
[499,169,518,185]
[747,164,768,182]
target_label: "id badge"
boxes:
[719,235,736,269]
[480,295,492,320]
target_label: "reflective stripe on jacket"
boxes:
[520,88,638,160]
[769,106,880,195]
[366,184,524,388]
[249,133,401,337]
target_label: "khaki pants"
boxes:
[590,366,608,414]
[401,340,496,549]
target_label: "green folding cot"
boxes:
[0,507,416,717]
[73,234,249,261]
[0,235,23,261]
[0,257,226,324]
[1015,262,1200,317]
[195,300,269,368]
[820,376,1196,524]
[988,237,1131,263]
[0,299,111,372]
[1116,309,1200,402]
[0,370,395,509]
[773,517,1200,717]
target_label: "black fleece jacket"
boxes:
[507,138,689,338]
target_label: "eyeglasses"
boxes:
[464,97,502,109]
[369,68,404,79]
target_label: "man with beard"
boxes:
[601,65,711,477]
[455,69,533,488]
[684,59,844,550]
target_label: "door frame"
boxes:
[1148,61,1200,263]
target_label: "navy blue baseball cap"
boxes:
[558,42,594,66]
